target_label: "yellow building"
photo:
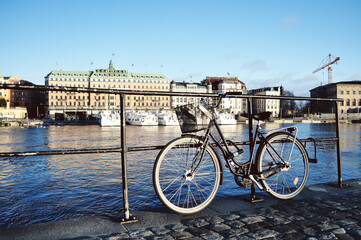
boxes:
[310,80,361,114]
[44,61,171,118]
[0,74,21,104]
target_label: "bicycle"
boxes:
[153,92,310,214]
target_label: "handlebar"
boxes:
[200,92,227,109]
[200,91,244,109]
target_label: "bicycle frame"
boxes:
[189,108,300,189]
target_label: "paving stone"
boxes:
[206,223,231,232]
[240,216,265,224]
[328,211,352,220]
[246,229,280,239]
[220,213,239,221]
[253,207,278,216]
[169,230,193,239]
[270,223,300,233]
[128,230,153,238]
[103,233,130,240]
[224,219,245,228]
[302,227,317,236]
[148,226,171,235]
[313,207,337,215]
[344,224,361,231]
[322,200,342,206]
[349,214,361,221]
[293,219,317,228]
[334,218,357,227]
[206,216,224,224]
[347,229,361,239]
[265,216,291,225]
[166,223,187,231]
[316,222,340,231]
[310,215,331,223]
[145,235,174,240]
[286,215,305,221]
[186,226,212,236]
[332,205,349,211]
[332,228,347,234]
[336,234,356,240]
[245,222,271,231]
[220,227,249,237]
[315,232,336,239]
[200,232,224,240]
[281,231,307,240]
[182,218,209,228]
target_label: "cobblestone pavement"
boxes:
[98,184,361,240]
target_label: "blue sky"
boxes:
[1,0,360,96]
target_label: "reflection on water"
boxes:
[0,123,360,228]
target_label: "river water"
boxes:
[0,123,360,228]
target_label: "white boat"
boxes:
[157,112,179,126]
[99,110,120,127]
[216,112,237,125]
[126,111,158,126]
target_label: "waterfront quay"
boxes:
[1,179,361,240]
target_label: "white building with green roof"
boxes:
[44,61,171,119]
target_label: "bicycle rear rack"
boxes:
[304,138,318,164]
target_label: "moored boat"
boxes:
[216,112,237,125]
[99,110,121,127]
[127,111,158,126]
[157,112,179,126]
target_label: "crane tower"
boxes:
[313,54,340,84]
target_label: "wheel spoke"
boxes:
[258,133,308,199]
[153,137,220,214]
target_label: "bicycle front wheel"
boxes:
[256,132,309,199]
[153,136,221,214]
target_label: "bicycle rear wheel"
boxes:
[256,132,309,199]
[153,136,221,214]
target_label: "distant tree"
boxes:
[299,101,311,116]
[0,98,6,107]
[280,90,299,118]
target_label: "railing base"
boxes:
[119,214,138,224]
[330,183,349,188]
[243,184,264,203]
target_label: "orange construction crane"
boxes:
[313,54,340,84]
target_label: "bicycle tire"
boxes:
[256,132,309,199]
[153,135,221,214]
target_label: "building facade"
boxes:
[0,74,45,119]
[170,80,212,108]
[44,61,171,118]
[310,80,361,114]
[248,87,281,117]
[202,77,247,114]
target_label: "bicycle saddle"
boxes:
[252,112,272,121]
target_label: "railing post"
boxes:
[334,101,344,188]
[244,97,263,202]
[247,98,253,145]
[120,94,136,223]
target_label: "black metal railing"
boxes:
[0,83,343,222]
